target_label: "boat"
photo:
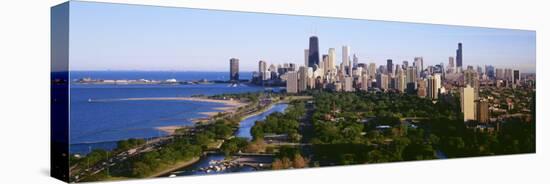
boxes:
[169,174,176,178]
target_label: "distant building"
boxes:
[448,58,454,67]
[461,85,475,122]
[485,65,495,79]
[427,75,440,100]
[368,63,376,79]
[286,71,298,93]
[328,48,336,71]
[414,57,424,76]
[456,43,463,72]
[259,60,268,80]
[406,66,417,84]
[464,68,479,89]
[298,66,308,92]
[322,54,329,73]
[344,76,354,92]
[342,46,351,76]
[396,71,406,93]
[361,75,370,91]
[504,68,513,82]
[495,68,504,80]
[387,59,393,75]
[476,100,490,123]
[417,79,427,98]
[513,70,520,85]
[229,58,239,82]
[377,73,389,91]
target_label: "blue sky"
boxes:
[67,1,536,73]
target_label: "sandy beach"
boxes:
[147,97,248,134]
[155,125,188,135]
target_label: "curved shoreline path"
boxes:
[91,97,248,135]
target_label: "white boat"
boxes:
[169,174,176,178]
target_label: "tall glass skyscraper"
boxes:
[456,43,463,68]
[229,58,239,82]
[387,59,393,74]
[308,36,320,69]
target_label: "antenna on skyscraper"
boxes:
[314,25,318,36]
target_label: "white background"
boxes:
[0,0,547,183]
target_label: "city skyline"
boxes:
[69,1,536,72]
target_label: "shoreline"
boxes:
[239,101,284,121]
[155,125,189,135]
[118,97,247,106]
[153,97,248,135]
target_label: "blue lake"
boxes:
[68,71,274,154]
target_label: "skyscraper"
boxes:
[495,68,504,80]
[476,100,490,123]
[259,60,267,80]
[433,73,441,92]
[456,43,463,71]
[322,54,329,74]
[448,57,455,73]
[286,71,298,93]
[342,45,350,67]
[504,68,513,82]
[387,59,393,75]
[461,85,475,122]
[402,61,409,69]
[464,68,479,89]
[485,65,495,79]
[417,79,427,98]
[229,58,239,82]
[328,48,336,71]
[368,63,376,79]
[513,70,520,84]
[414,57,423,76]
[308,36,320,69]
[377,73,389,91]
[396,70,406,93]
[344,76,354,92]
[298,66,308,92]
[406,66,417,84]
[361,74,370,91]
[427,74,441,100]
[342,46,352,76]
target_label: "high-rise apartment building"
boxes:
[461,85,475,122]
[229,58,239,82]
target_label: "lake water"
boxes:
[69,71,272,154]
[236,103,289,140]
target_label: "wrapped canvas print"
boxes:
[51,1,536,183]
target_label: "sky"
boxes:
[67,1,536,73]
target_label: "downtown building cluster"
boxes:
[231,36,534,123]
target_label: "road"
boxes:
[71,136,175,182]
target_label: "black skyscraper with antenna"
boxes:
[308,36,320,69]
[456,43,463,68]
